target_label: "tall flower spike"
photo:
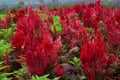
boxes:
[105,17,120,54]
[24,8,62,75]
[12,29,24,51]
[80,30,107,80]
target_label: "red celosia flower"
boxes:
[73,4,85,18]
[80,30,107,79]
[96,0,100,5]
[107,54,118,66]
[12,29,24,51]
[82,2,107,30]
[105,17,120,54]
[25,39,45,75]
[17,53,26,62]
[26,35,61,75]
[89,71,95,80]
[5,53,10,72]
[12,8,27,23]
[82,6,98,29]
[23,7,62,75]
[0,12,11,29]
[60,11,87,47]
[5,53,10,65]
[55,64,64,76]
[115,9,120,24]
[12,6,45,51]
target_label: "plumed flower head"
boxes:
[80,30,107,79]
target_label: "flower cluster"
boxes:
[80,31,107,80]
[0,12,11,29]
[12,7,62,76]
[8,0,120,79]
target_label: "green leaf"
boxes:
[51,16,63,33]
[1,77,11,80]
[70,57,80,67]
[42,74,49,78]
[0,62,4,65]
[0,73,13,78]
[11,24,17,30]
[0,14,5,19]
[87,27,93,34]
[31,75,60,80]
[70,61,75,66]
[40,14,47,19]
[0,66,8,71]
[53,77,60,80]
[53,16,60,23]
[14,69,24,78]
[73,57,79,63]
[106,42,109,50]
[0,28,13,40]
[0,40,12,58]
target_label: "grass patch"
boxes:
[0,14,5,19]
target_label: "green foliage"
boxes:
[87,27,93,34]
[70,57,80,67]
[51,16,63,33]
[53,77,60,80]
[18,0,25,8]
[52,4,61,8]
[0,14,5,19]
[64,78,69,80]
[18,0,24,5]
[0,8,8,14]
[40,14,47,19]
[102,0,114,8]
[47,3,61,9]
[1,77,11,80]
[31,74,59,80]
[11,24,17,30]
[34,8,41,12]
[0,66,8,71]
[13,69,25,78]
[10,6,19,12]
[106,42,109,50]
[53,16,60,23]
[0,62,13,80]
[0,62,3,65]
[0,62,8,71]
[0,28,13,41]
[0,40,12,58]
[0,73,13,79]
[0,62,25,80]
[31,74,50,80]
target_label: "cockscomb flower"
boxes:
[0,12,11,29]
[26,9,61,74]
[114,9,120,24]
[105,17,120,54]
[25,31,62,76]
[96,0,100,5]
[80,30,107,79]
[12,29,24,51]
[73,4,85,18]
[60,12,87,47]
[55,64,64,77]
[12,8,27,23]
[12,7,45,51]
[11,7,63,76]
[82,1,107,30]
[82,7,98,30]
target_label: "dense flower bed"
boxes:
[0,0,120,80]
